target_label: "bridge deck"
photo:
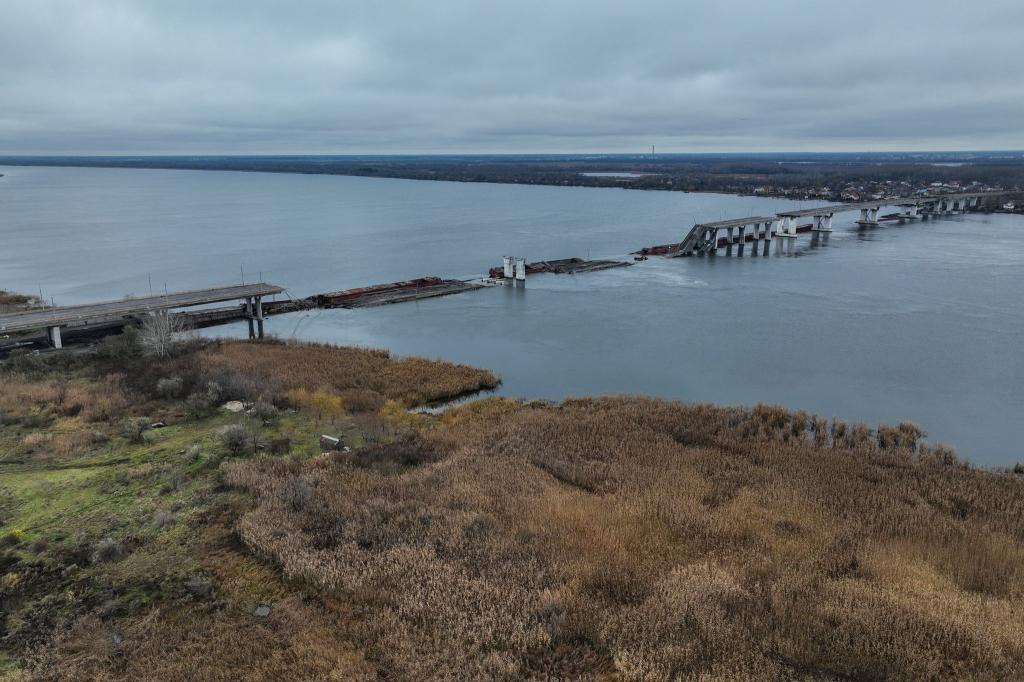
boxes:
[695,216,776,229]
[777,192,1003,218]
[0,283,284,333]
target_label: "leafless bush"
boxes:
[152,510,176,529]
[253,400,279,424]
[218,424,249,455]
[121,417,150,444]
[90,538,122,564]
[269,438,291,456]
[95,326,141,361]
[139,312,191,359]
[155,376,184,399]
[284,477,314,512]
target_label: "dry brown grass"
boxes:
[222,397,1024,681]
[21,518,376,682]
[197,339,499,407]
[0,291,44,314]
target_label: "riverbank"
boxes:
[2,155,1020,203]
[1,335,1022,679]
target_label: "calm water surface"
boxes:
[1,166,1022,466]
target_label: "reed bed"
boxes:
[225,397,1024,681]
[197,340,499,407]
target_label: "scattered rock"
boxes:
[222,401,245,413]
[186,575,213,598]
[254,603,271,618]
[149,421,167,429]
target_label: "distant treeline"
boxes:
[3,153,1024,197]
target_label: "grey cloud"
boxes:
[0,0,1021,152]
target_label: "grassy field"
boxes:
[2,335,1023,680]
[0,336,494,680]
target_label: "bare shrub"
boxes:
[184,392,214,420]
[95,326,141,361]
[253,400,279,424]
[155,376,184,399]
[90,538,122,564]
[121,417,150,444]
[185,575,213,599]
[139,312,191,359]
[152,510,177,529]
[218,424,249,455]
[161,469,188,494]
[284,477,314,512]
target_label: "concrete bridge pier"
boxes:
[726,226,735,255]
[775,216,797,238]
[737,224,746,256]
[47,325,63,349]
[255,296,264,339]
[245,298,255,339]
[812,214,833,232]
[857,206,880,227]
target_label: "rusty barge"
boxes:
[487,257,630,279]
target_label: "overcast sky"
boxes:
[1,0,1022,154]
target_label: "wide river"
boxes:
[2,165,1021,466]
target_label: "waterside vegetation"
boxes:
[1,332,1022,680]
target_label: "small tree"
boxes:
[140,312,190,359]
[219,423,249,455]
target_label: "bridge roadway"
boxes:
[0,282,284,346]
[677,191,1009,256]
[776,191,1007,219]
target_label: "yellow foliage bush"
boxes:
[286,388,345,421]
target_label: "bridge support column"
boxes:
[737,225,746,256]
[48,325,62,349]
[255,296,264,339]
[776,216,797,238]
[514,257,527,285]
[726,227,735,255]
[709,228,719,255]
[245,297,255,340]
